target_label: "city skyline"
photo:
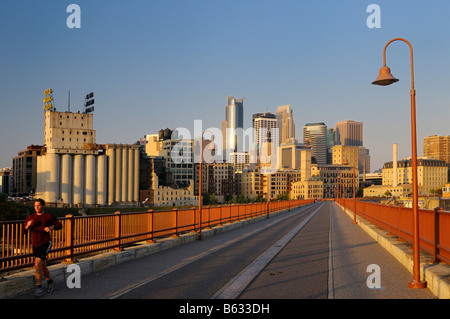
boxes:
[1,1,450,171]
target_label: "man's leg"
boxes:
[34,257,45,296]
[34,242,54,295]
[35,257,44,286]
[41,260,55,292]
[41,260,50,281]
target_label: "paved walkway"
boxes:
[7,202,441,300]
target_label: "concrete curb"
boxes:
[0,208,292,299]
[337,203,450,299]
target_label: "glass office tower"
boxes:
[223,97,244,153]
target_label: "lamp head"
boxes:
[208,141,215,152]
[372,66,399,86]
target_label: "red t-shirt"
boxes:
[24,212,62,247]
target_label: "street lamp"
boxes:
[198,130,215,241]
[262,129,273,218]
[372,38,426,289]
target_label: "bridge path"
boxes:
[15,202,436,300]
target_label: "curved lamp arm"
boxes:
[382,38,415,90]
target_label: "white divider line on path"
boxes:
[109,203,319,299]
[211,203,324,299]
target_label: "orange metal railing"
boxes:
[1,199,314,274]
[336,198,450,264]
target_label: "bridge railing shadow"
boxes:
[335,198,450,265]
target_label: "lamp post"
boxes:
[198,130,215,241]
[372,38,426,289]
[263,129,273,218]
[287,175,291,212]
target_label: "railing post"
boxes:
[397,205,404,242]
[172,208,179,237]
[218,205,223,226]
[64,214,74,263]
[207,206,211,229]
[114,211,122,251]
[433,207,442,263]
[147,209,154,243]
[191,207,197,233]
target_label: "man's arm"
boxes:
[24,218,33,231]
[50,215,62,231]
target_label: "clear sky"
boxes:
[1,0,449,171]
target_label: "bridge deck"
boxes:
[10,202,440,301]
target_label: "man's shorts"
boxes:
[32,242,52,260]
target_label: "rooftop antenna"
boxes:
[68,90,71,112]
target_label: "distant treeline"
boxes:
[0,193,33,221]
[0,194,196,221]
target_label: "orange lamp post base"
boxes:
[408,281,427,289]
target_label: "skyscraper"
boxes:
[326,127,337,164]
[423,135,450,164]
[303,122,327,165]
[336,120,363,146]
[276,105,296,145]
[221,97,244,154]
[252,112,277,152]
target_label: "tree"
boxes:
[0,194,31,221]
[277,192,289,201]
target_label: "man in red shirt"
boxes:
[24,198,62,296]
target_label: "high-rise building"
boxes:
[252,112,277,152]
[327,128,337,146]
[0,167,12,196]
[222,97,244,154]
[145,128,194,188]
[276,105,296,145]
[303,123,327,165]
[423,135,450,164]
[12,145,43,197]
[229,152,251,172]
[278,143,310,171]
[358,146,371,174]
[331,145,370,175]
[332,145,359,169]
[326,128,337,164]
[336,120,363,146]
